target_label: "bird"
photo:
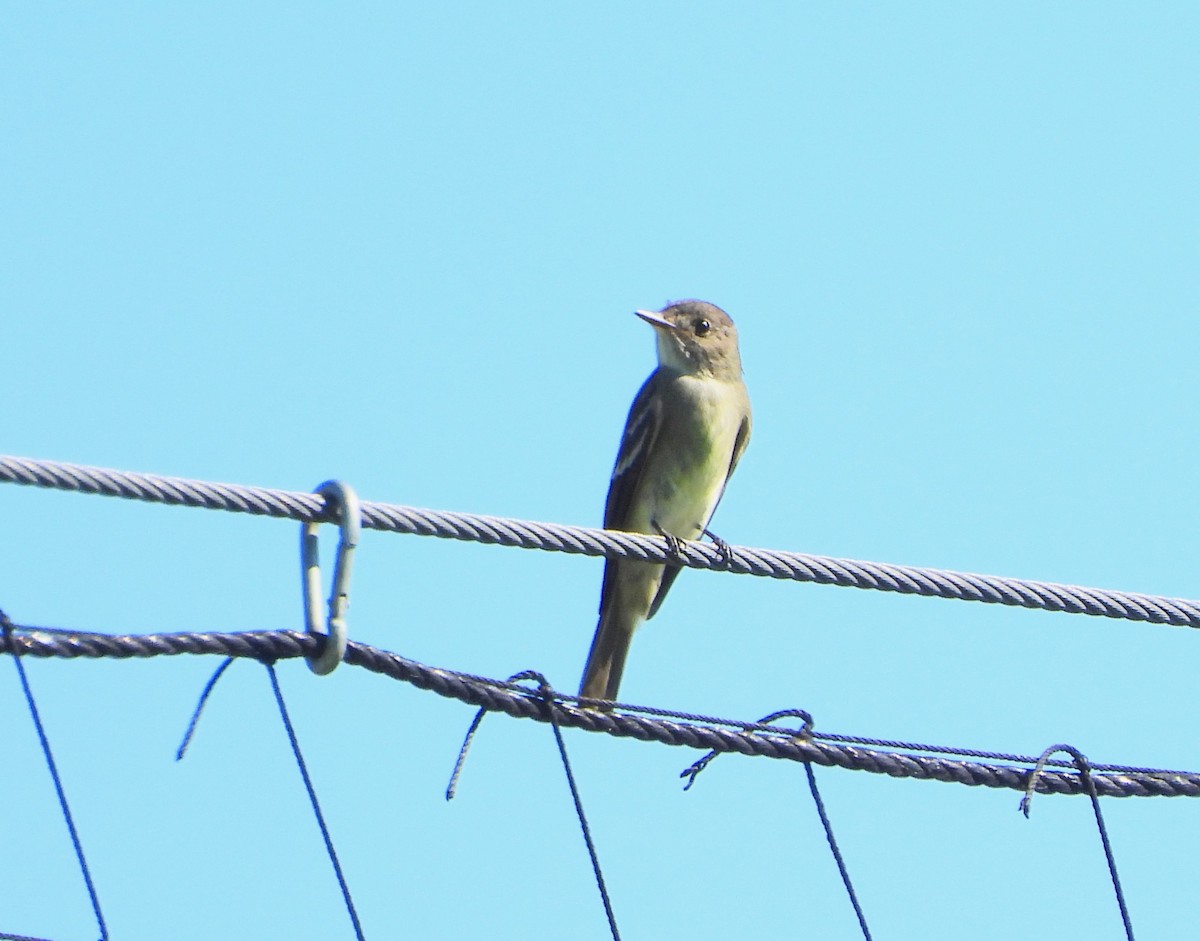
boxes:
[579,300,751,704]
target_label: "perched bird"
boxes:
[579,300,752,704]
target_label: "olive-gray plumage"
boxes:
[579,301,751,703]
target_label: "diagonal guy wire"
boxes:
[172,653,365,939]
[4,454,1200,629]
[681,709,872,940]
[264,663,366,941]
[0,610,108,941]
[1021,744,1135,940]
[446,671,621,941]
[802,761,871,940]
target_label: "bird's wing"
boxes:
[722,411,752,494]
[598,370,665,615]
[603,369,664,530]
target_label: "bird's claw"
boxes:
[703,528,735,567]
[653,521,686,561]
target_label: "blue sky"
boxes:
[3,3,1198,938]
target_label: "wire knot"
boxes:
[681,707,814,790]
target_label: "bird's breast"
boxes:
[644,376,746,540]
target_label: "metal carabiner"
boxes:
[301,480,361,675]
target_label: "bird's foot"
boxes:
[652,520,686,561]
[703,527,735,567]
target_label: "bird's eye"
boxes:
[694,319,711,336]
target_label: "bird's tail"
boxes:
[579,602,637,706]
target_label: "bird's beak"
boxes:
[635,309,677,330]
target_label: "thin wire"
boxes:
[446,671,621,941]
[504,687,1153,774]
[175,657,234,760]
[445,706,488,801]
[811,728,1191,775]
[681,709,872,940]
[0,610,108,941]
[4,453,1199,629]
[172,656,365,934]
[1020,744,1135,940]
[532,676,622,941]
[265,663,366,941]
[803,762,872,941]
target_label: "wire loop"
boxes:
[681,707,813,790]
[1020,743,1136,940]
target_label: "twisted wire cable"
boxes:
[4,626,1198,799]
[3,455,1199,628]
